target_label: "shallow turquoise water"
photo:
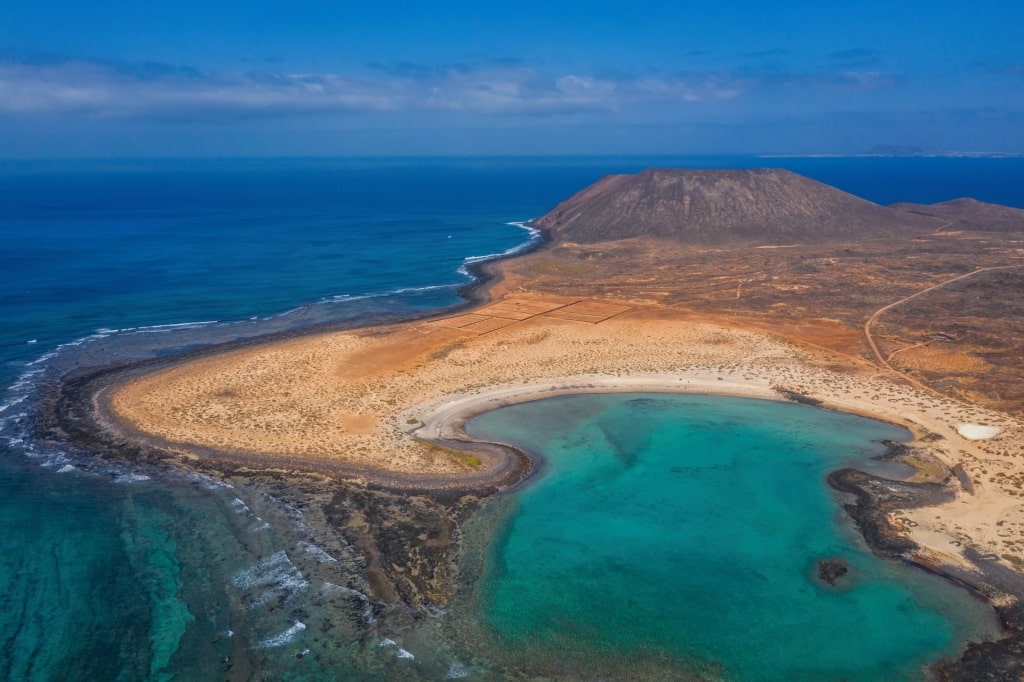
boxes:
[464,394,1001,681]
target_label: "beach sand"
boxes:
[105,294,1024,573]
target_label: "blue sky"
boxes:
[1,1,1022,157]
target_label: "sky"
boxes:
[1,1,1023,158]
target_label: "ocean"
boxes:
[1,156,1022,680]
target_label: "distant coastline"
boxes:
[761,151,1024,159]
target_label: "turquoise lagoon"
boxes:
[455,393,1001,681]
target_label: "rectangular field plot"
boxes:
[545,301,634,323]
[460,317,522,333]
[478,299,576,319]
[430,313,494,330]
[429,297,631,335]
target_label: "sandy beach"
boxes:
[102,293,1024,575]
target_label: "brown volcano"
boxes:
[531,167,941,244]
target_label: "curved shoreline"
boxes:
[409,379,1024,680]
[446,395,1005,681]
[55,330,538,493]
[48,226,556,491]
[42,223,1024,679]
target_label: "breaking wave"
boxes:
[231,550,309,609]
[257,621,306,649]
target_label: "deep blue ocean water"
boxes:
[1,156,1022,680]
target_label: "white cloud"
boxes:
[0,58,749,121]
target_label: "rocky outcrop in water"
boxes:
[816,558,850,587]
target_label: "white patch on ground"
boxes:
[957,423,1001,440]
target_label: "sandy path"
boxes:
[863,264,1024,383]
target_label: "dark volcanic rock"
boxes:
[826,467,955,557]
[891,197,1024,233]
[816,558,850,587]
[934,550,1024,682]
[531,168,940,245]
[828,465,1024,681]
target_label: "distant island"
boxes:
[53,168,1024,680]
[864,144,929,156]
[762,148,1024,158]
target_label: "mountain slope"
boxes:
[531,168,941,244]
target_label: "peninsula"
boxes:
[55,168,1024,678]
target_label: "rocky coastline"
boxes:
[828,442,1024,681]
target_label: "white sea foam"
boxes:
[297,540,337,563]
[257,621,306,649]
[1,361,47,418]
[1,317,230,467]
[379,637,415,660]
[36,451,69,468]
[1,332,114,429]
[321,582,375,623]
[57,464,76,473]
[507,219,541,235]
[187,472,234,491]
[392,283,452,295]
[0,392,29,417]
[324,283,451,304]
[457,220,542,277]
[272,501,314,535]
[95,320,219,335]
[232,550,309,608]
[140,320,218,331]
[18,318,217,382]
[271,305,310,318]
[114,472,151,484]
[25,350,59,366]
[231,498,251,514]
[447,663,472,679]
[325,292,378,303]
[276,501,304,520]
[26,332,111,365]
